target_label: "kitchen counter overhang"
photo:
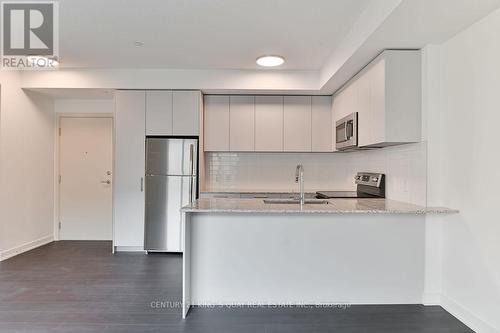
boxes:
[181,198,458,215]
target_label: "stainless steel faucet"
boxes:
[295,164,304,205]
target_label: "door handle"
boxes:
[100,180,111,185]
[140,177,144,192]
[189,144,194,175]
[189,176,193,204]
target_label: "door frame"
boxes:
[54,113,114,243]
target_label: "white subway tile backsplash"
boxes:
[204,143,427,205]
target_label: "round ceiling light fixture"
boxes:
[26,55,59,68]
[256,55,285,67]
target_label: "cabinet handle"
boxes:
[140,177,144,192]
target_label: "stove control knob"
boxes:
[372,177,379,182]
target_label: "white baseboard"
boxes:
[0,235,53,261]
[436,294,499,333]
[114,246,146,252]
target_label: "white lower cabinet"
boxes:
[113,90,146,248]
[283,96,311,152]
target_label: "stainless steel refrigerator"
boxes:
[144,137,198,252]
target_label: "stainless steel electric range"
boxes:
[316,172,385,199]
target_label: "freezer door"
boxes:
[146,138,198,176]
[144,175,194,252]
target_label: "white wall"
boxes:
[0,72,55,260]
[424,8,500,333]
[204,142,427,205]
[55,99,113,114]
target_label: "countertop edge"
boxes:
[181,207,459,215]
[181,198,459,215]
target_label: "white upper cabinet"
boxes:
[283,96,311,152]
[203,94,335,153]
[255,96,284,152]
[311,96,333,152]
[230,96,255,151]
[145,90,200,136]
[146,91,173,135]
[204,95,230,151]
[333,50,421,149]
[173,91,200,135]
[113,90,146,248]
[364,58,386,146]
[355,69,372,147]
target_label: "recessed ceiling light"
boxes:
[256,55,285,67]
[133,41,144,47]
[26,55,59,67]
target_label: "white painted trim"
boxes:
[55,113,114,242]
[182,212,191,318]
[0,235,53,261]
[440,294,500,333]
[114,246,146,252]
[422,293,442,306]
[422,293,499,333]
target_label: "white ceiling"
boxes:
[22,0,500,98]
[58,0,370,70]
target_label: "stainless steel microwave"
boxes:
[335,112,358,150]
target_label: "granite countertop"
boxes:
[182,198,459,215]
[201,189,319,194]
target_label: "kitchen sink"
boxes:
[263,199,329,205]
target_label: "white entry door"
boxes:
[59,117,113,240]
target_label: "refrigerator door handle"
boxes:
[189,144,194,175]
[140,177,144,192]
[189,144,195,204]
[189,176,193,204]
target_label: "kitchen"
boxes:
[112,49,455,318]
[1,1,499,332]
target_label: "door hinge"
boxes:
[58,175,61,184]
[58,221,61,230]
[59,127,61,136]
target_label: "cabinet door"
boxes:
[204,95,229,151]
[113,90,146,248]
[230,96,255,151]
[255,96,283,151]
[331,94,341,151]
[146,91,173,135]
[173,91,200,135]
[369,59,386,145]
[311,96,333,152]
[334,84,354,120]
[284,96,311,151]
[356,72,371,147]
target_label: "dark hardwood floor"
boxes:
[0,241,472,333]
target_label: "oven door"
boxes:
[335,112,358,150]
